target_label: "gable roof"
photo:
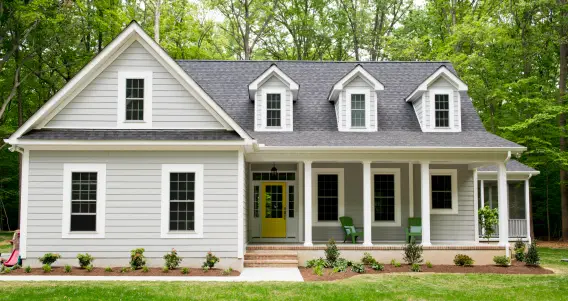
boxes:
[478,160,539,174]
[248,64,299,100]
[405,66,468,102]
[328,65,384,101]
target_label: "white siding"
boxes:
[337,76,376,131]
[46,41,223,129]
[254,75,293,131]
[26,150,239,259]
[413,96,424,128]
[414,77,461,132]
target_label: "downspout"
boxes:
[504,151,511,257]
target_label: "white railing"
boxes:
[479,219,527,239]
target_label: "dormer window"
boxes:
[434,94,450,128]
[266,93,282,127]
[351,94,366,127]
[346,88,371,129]
[118,71,152,128]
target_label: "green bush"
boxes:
[11,264,20,270]
[163,248,182,270]
[332,258,350,272]
[394,262,401,268]
[130,248,146,270]
[76,253,94,269]
[39,253,61,265]
[162,266,169,273]
[222,268,233,276]
[85,265,93,272]
[351,263,365,273]
[525,242,540,266]
[202,265,210,272]
[142,266,149,273]
[325,238,340,264]
[493,255,510,266]
[514,239,526,262]
[403,238,423,264]
[42,264,52,273]
[410,263,421,272]
[181,267,189,274]
[104,267,112,272]
[478,206,499,241]
[426,261,433,268]
[371,262,384,271]
[313,265,324,276]
[306,258,327,268]
[24,266,31,273]
[453,254,474,266]
[202,252,220,268]
[121,267,130,273]
[361,252,377,265]
[64,264,72,273]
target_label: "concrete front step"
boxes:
[244,253,298,260]
[244,259,299,268]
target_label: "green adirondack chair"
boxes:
[405,217,422,243]
[339,216,364,244]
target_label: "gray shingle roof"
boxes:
[478,160,538,173]
[20,129,243,141]
[176,60,522,148]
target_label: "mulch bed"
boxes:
[3,267,240,277]
[300,261,553,282]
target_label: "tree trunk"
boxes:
[559,0,568,241]
[154,0,161,43]
[547,175,551,241]
[15,42,23,230]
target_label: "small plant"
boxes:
[514,240,526,262]
[394,262,402,268]
[351,263,365,273]
[142,266,149,273]
[478,206,499,241]
[525,242,540,266]
[39,253,61,266]
[42,264,52,273]
[64,264,72,273]
[325,238,340,264]
[77,253,94,269]
[24,266,32,273]
[181,267,189,274]
[454,254,474,266]
[130,248,146,270]
[313,265,324,276]
[390,258,397,265]
[104,267,112,272]
[403,238,424,265]
[121,267,130,273]
[11,264,20,270]
[361,252,377,265]
[222,267,233,276]
[162,266,169,273]
[493,255,510,266]
[332,258,350,272]
[306,258,327,268]
[85,265,93,272]
[202,265,210,272]
[371,262,384,271]
[163,248,182,270]
[202,252,220,268]
[411,263,421,272]
[1,268,10,274]
[426,261,433,268]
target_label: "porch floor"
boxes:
[247,241,505,250]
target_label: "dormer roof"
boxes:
[248,64,299,101]
[328,65,384,102]
[405,66,468,102]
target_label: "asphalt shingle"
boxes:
[477,160,538,172]
[21,129,243,141]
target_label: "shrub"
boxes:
[104,267,112,272]
[371,262,384,271]
[121,267,130,273]
[306,258,327,268]
[39,253,61,266]
[514,240,526,262]
[403,238,423,265]
[394,262,401,268]
[202,266,210,272]
[332,258,350,272]
[325,238,340,264]
[42,264,52,273]
[142,266,149,273]
[478,206,499,241]
[351,263,365,273]
[85,265,93,272]
[454,254,474,266]
[493,255,510,267]
[426,261,433,268]
[525,242,540,266]
[163,249,182,270]
[390,258,397,265]
[202,252,220,268]
[24,266,31,273]
[222,268,233,276]
[410,263,421,272]
[361,252,377,265]
[313,265,324,276]
[130,248,146,270]
[77,253,94,269]
[11,264,20,270]
[162,266,169,273]
[181,267,189,274]
[64,264,72,273]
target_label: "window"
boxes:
[312,168,344,225]
[430,169,458,214]
[351,94,366,127]
[161,164,203,238]
[434,94,450,128]
[252,172,295,181]
[372,168,401,226]
[253,185,260,218]
[266,93,281,127]
[62,164,106,238]
[126,79,144,121]
[288,185,295,218]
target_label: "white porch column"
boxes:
[363,161,373,246]
[409,163,414,218]
[497,162,509,247]
[420,161,431,246]
[304,160,313,246]
[473,169,479,243]
[525,177,532,244]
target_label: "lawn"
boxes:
[0,247,566,301]
[0,232,13,255]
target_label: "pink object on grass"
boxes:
[3,250,19,267]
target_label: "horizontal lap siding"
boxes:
[46,41,223,129]
[26,150,239,259]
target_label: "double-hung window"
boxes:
[372,169,401,226]
[312,168,344,225]
[126,79,144,121]
[161,164,203,238]
[118,71,152,128]
[346,88,371,130]
[266,93,282,127]
[434,94,450,128]
[351,94,366,127]
[430,169,458,214]
[62,164,106,238]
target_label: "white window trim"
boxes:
[312,168,345,226]
[161,164,204,238]
[371,168,401,227]
[345,88,372,131]
[428,88,460,132]
[117,71,153,128]
[257,87,289,132]
[62,163,106,239]
[430,169,459,215]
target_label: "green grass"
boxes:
[0,231,13,254]
[0,247,565,300]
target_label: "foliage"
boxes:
[162,266,169,273]
[42,264,51,273]
[426,261,433,268]
[24,266,31,273]
[454,254,474,267]
[410,263,421,272]
[324,238,340,264]
[332,258,350,272]
[390,259,401,267]
[493,256,510,267]
[350,263,365,273]
[403,238,423,265]
[76,253,94,269]
[39,253,61,266]
[222,267,233,276]
[371,262,384,271]
[202,252,219,268]
[85,265,93,272]
[181,267,189,274]
[361,252,377,265]
[525,242,540,266]
[478,206,499,241]
[121,267,130,273]
[306,258,327,268]
[11,264,20,270]
[163,249,182,270]
[313,265,323,276]
[202,266,210,272]
[105,267,112,272]
[64,265,72,273]
[142,266,149,273]
[514,240,526,262]
[130,248,146,270]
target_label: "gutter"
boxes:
[256,144,527,153]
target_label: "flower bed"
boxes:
[2,267,240,277]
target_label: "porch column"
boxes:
[420,161,431,246]
[304,160,313,246]
[497,162,509,247]
[363,161,373,246]
[525,177,532,244]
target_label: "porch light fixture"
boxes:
[270,163,278,177]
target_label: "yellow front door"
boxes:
[261,182,286,238]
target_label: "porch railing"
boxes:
[479,219,527,239]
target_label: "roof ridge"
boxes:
[176,59,452,64]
